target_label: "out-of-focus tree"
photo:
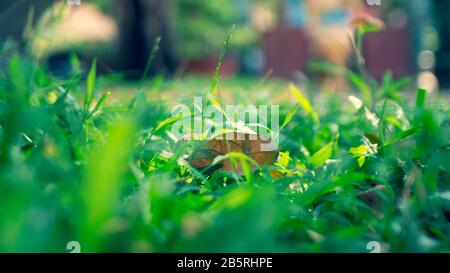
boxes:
[174,0,277,60]
[113,0,179,75]
[0,0,179,75]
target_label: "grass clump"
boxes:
[0,33,449,252]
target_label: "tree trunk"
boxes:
[113,0,179,75]
[0,0,179,75]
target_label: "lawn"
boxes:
[0,20,449,253]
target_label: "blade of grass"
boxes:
[86,91,111,120]
[210,25,235,96]
[280,104,299,131]
[378,99,388,147]
[416,88,427,108]
[84,59,97,116]
[310,142,334,169]
[290,84,319,123]
[128,36,161,111]
[81,117,136,251]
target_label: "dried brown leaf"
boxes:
[188,132,278,174]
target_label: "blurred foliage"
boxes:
[28,0,277,61]
[174,0,276,59]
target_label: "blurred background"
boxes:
[0,0,448,91]
[0,0,449,254]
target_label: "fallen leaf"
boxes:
[188,132,278,174]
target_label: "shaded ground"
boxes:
[98,75,450,112]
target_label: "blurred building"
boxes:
[262,0,450,90]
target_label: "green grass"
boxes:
[0,43,449,252]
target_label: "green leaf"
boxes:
[290,84,319,123]
[82,117,135,251]
[349,137,378,167]
[290,84,312,113]
[348,73,372,107]
[385,117,403,129]
[69,53,81,73]
[350,145,368,157]
[85,59,97,113]
[357,156,366,167]
[154,113,186,133]
[277,151,291,167]
[378,99,388,146]
[298,173,369,206]
[416,88,427,108]
[310,142,334,168]
[280,104,298,131]
[358,23,383,35]
[209,97,228,118]
[212,152,259,182]
[86,91,110,120]
[384,127,419,147]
